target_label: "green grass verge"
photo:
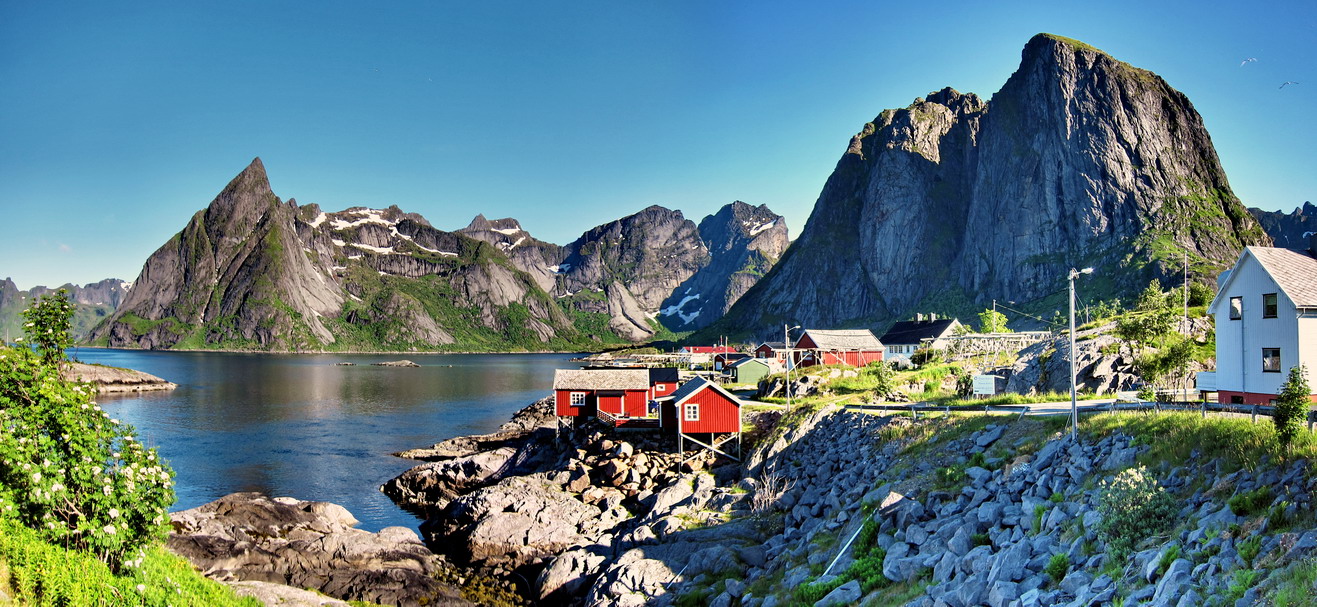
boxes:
[0,519,259,606]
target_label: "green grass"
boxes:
[1271,559,1317,607]
[0,519,259,606]
[1081,411,1317,470]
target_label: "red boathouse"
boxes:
[553,369,650,420]
[659,376,744,461]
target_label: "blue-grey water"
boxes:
[73,348,579,532]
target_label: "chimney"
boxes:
[930,313,938,321]
[916,313,925,322]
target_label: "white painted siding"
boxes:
[1212,253,1304,397]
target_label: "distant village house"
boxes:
[792,329,885,368]
[879,315,962,363]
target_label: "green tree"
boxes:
[1274,364,1312,449]
[19,288,75,366]
[0,294,175,569]
[1137,280,1169,312]
[978,309,1011,333]
[1187,283,1215,307]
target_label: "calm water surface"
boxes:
[74,348,580,532]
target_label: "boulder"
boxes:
[536,549,606,602]
[815,580,861,607]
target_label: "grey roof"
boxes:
[880,319,960,345]
[665,376,743,407]
[730,357,783,372]
[1248,247,1317,308]
[553,368,650,391]
[799,329,884,351]
[756,341,786,350]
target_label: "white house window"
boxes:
[655,384,666,391]
[1229,297,1242,320]
[570,392,586,405]
[684,403,699,421]
[1262,348,1281,373]
[1263,293,1278,319]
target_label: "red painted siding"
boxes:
[625,391,648,417]
[755,345,774,358]
[1217,390,1317,406]
[678,387,741,434]
[651,383,676,399]
[556,389,595,417]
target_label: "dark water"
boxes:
[73,348,580,532]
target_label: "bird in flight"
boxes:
[1240,57,1257,67]
[1280,81,1300,89]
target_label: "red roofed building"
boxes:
[659,377,744,461]
[553,369,650,419]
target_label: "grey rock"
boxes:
[977,426,1005,448]
[1153,558,1192,603]
[987,581,1019,607]
[815,580,862,607]
[1059,570,1092,596]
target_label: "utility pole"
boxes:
[1068,267,1093,440]
[1183,253,1189,331]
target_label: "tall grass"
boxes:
[1082,411,1317,470]
[0,519,258,606]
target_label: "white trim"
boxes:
[684,403,699,421]
[570,392,586,406]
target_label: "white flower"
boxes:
[102,486,112,496]
[31,472,41,482]
[93,405,101,411]
[136,584,145,593]
[109,508,120,518]
[110,419,120,425]
[50,482,63,492]
[103,524,116,535]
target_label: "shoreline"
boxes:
[73,345,594,356]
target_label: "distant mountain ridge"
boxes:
[86,159,788,351]
[0,278,130,341]
[702,33,1269,340]
[1249,202,1316,249]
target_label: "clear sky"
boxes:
[1,0,1313,290]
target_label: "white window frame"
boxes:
[570,392,586,405]
[655,384,666,391]
[684,403,699,421]
[1262,348,1281,373]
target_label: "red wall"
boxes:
[674,387,741,434]
[755,345,775,358]
[1218,390,1317,406]
[595,390,648,417]
[556,389,595,417]
[651,382,676,399]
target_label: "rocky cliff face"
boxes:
[87,159,581,351]
[555,206,710,340]
[0,277,131,340]
[709,34,1269,339]
[1249,202,1316,249]
[659,201,789,331]
[457,215,565,293]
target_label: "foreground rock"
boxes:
[168,492,470,606]
[63,362,177,393]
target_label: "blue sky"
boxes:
[1,0,1313,290]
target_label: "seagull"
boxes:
[1280,81,1300,89]
[1240,57,1257,67]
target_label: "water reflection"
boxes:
[76,349,579,532]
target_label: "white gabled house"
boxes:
[1208,242,1317,405]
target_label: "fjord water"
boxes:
[74,348,579,532]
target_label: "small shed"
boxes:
[727,357,779,384]
[754,341,787,361]
[660,377,744,461]
[713,352,750,371]
[553,368,651,420]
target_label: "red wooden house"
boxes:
[648,367,680,400]
[793,329,885,368]
[659,377,744,461]
[553,369,651,420]
[713,352,750,371]
[754,341,788,361]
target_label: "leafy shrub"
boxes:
[1268,501,1292,529]
[1095,466,1177,559]
[794,576,845,604]
[967,452,987,468]
[0,303,175,569]
[1033,504,1047,534]
[1158,543,1180,574]
[1238,535,1263,565]
[845,554,890,592]
[1274,365,1311,449]
[1045,553,1070,582]
[17,290,74,366]
[970,532,991,547]
[1228,486,1273,516]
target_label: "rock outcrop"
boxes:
[167,492,471,606]
[708,33,1269,340]
[62,362,177,393]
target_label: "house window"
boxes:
[1263,293,1278,318]
[570,392,586,405]
[1262,348,1281,373]
[1229,297,1242,320]
[655,384,666,391]
[684,403,699,421]
[1230,395,1244,405]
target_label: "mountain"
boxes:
[1249,202,1316,249]
[85,160,787,351]
[553,206,709,341]
[703,33,1269,340]
[658,201,789,331]
[0,277,131,341]
[88,159,585,351]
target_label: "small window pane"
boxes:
[571,392,586,405]
[1262,348,1281,373]
[1263,293,1278,318]
[1229,297,1242,320]
[684,403,699,421]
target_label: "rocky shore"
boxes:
[378,397,1317,606]
[63,361,177,393]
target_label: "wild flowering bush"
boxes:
[0,345,175,569]
[1096,465,1177,559]
[17,289,75,366]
